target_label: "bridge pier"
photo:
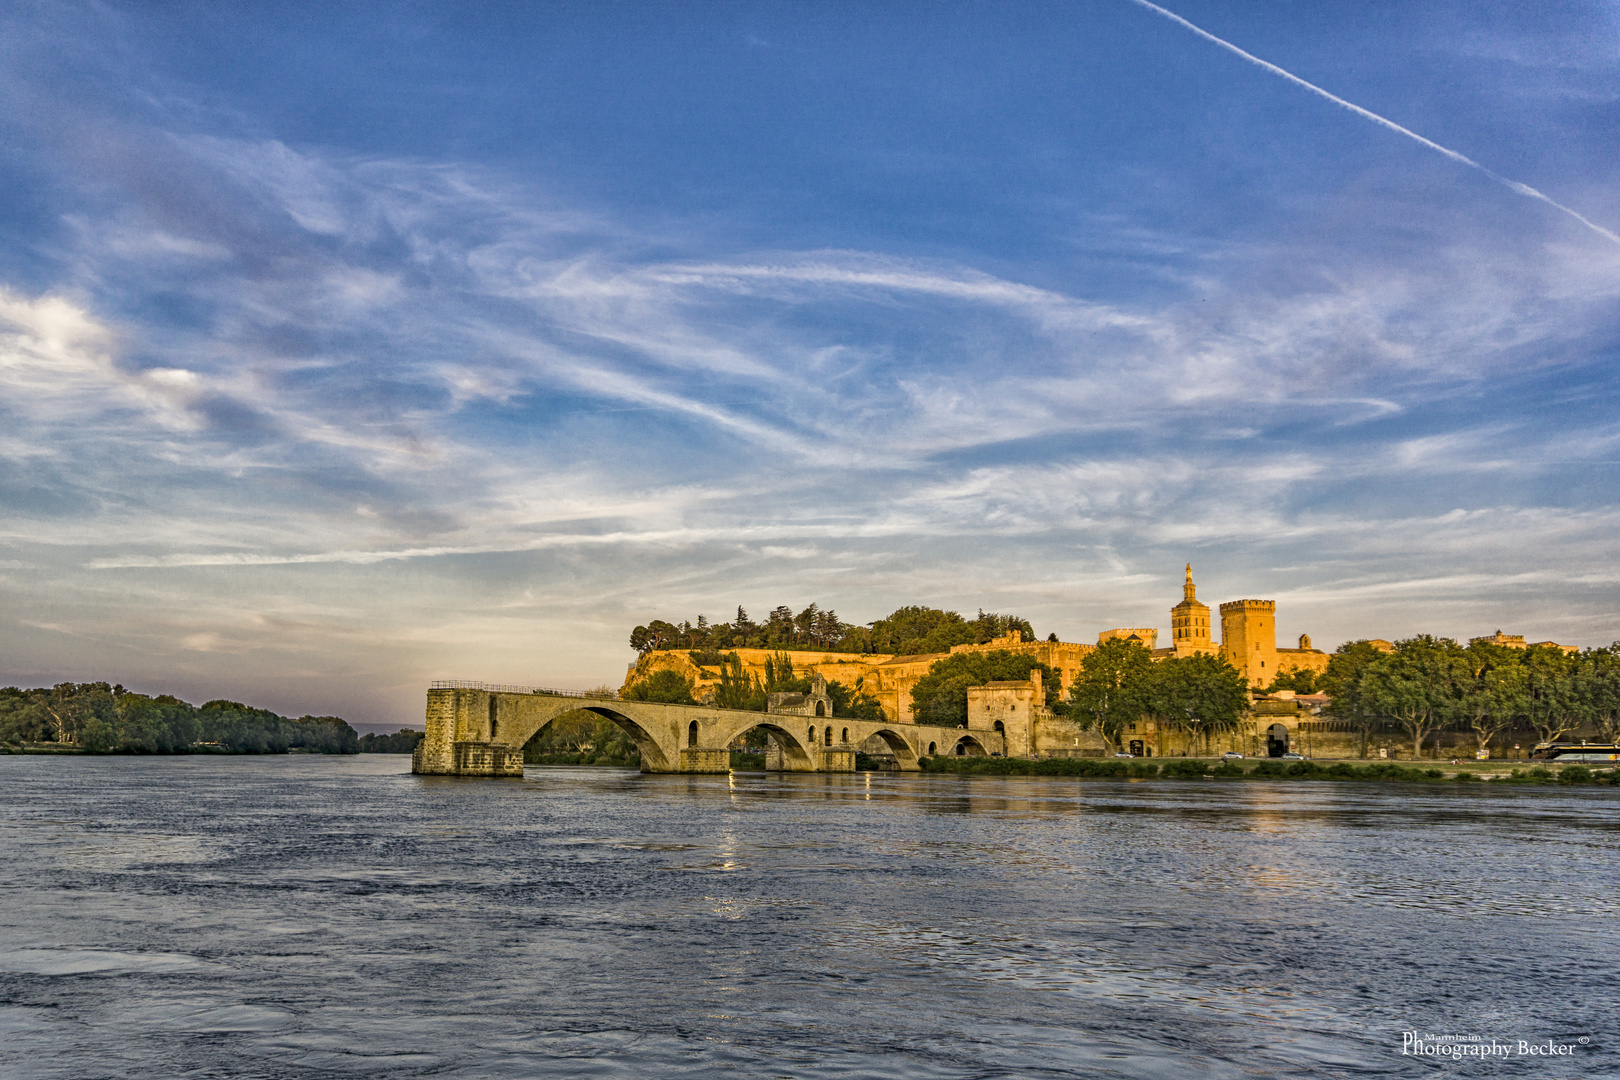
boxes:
[679,747,730,773]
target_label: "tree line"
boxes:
[623,651,887,720]
[1317,637,1620,757]
[0,682,359,754]
[630,604,1037,657]
[1067,639,1252,752]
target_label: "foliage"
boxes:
[919,755,1159,778]
[826,679,886,720]
[0,683,357,754]
[1066,643,1247,753]
[622,670,697,705]
[1262,667,1320,694]
[909,650,1059,728]
[1141,653,1250,754]
[359,729,423,753]
[1068,637,1155,747]
[627,603,1034,656]
[522,709,641,765]
[1320,640,1393,758]
[1356,635,1468,759]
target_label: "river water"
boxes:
[0,755,1614,1079]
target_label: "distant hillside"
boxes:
[0,681,359,755]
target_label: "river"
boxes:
[0,755,1614,1078]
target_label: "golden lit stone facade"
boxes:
[1168,564,1214,657]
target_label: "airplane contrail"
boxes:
[1128,0,1620,248]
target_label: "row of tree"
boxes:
[623,652,887,720]
[629,604,1037,656]
[1318,637,1620,757]
[0,683,359,754]
[1067,640,1252,752]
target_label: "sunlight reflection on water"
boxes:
[0,756,1614,1079]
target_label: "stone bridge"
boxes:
[411,682,1003,777]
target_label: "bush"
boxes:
[1559,765,1593,784]
[919,756,1154,778]
[1454,771,1479,782]
[1160,759,1210,779]
[730,751,765,769]
[623,670,697,704]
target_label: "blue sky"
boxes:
[2,1,1618,724]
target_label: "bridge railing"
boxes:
[429,679,620,700]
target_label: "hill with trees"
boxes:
[629,604,1035,657]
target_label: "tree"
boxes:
[1360,636,1467,759]
[1520,644,1581,746]
[1144,654,1250,755]
[1068,637,1154,749]
[909,650,1059,728]
[1322,640,1391,758]
[1578,645,1620,742]
[1459,642,1526,756]
[1263,667,1320,694]
[713,653,766,711]
[827,679,886,721]
[622,670,696,705]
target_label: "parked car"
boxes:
[1280,752,1306,760]
[1114,751,1135,758]
[1221,752,1245,760]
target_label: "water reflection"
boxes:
[0,756,1614,1079]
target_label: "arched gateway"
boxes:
[412,682,1002,777]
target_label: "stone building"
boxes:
[624,564,1330,718]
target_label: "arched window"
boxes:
[993,720,1005,736]
[824,726,833,746]
[815,701,826,717]
[928,741,937,756]
[488,697,498,739]
[688,720,699,747]
[841,727,849,743]
[809,726,816,746]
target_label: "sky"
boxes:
[2,0,1618,725]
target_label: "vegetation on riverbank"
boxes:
[917,755,1620,784]
[0,682,357,754]
[359,729,423,754]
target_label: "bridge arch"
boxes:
[862,727,920,769]
[952,734,988,757]
[501,701,676,773]
[715,715,817,771]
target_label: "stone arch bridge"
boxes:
[411,682,1002,777]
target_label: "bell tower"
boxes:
[1170,564,1214,657]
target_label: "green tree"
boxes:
[1459,642,1526,756]
[827,679,886,721]
[623,669,697,705]
[1360,636,1467,759]
[1520,644,1581,746]
[1577,645,1620,742]
[713,653,767,711]
[1322,640,1391,758]
[909,650,1059,728]
[1143,654,1250,755]
[1068,637,1154,749]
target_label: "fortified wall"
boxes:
[624,566,1332,723]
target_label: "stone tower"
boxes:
[1170,564,1214,657]
[1220,599,1277,688]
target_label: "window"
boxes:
[824,726,833,746]
[488,697,498,738]
[688,720,698,747]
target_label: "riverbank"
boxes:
[916,755,1620,784]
